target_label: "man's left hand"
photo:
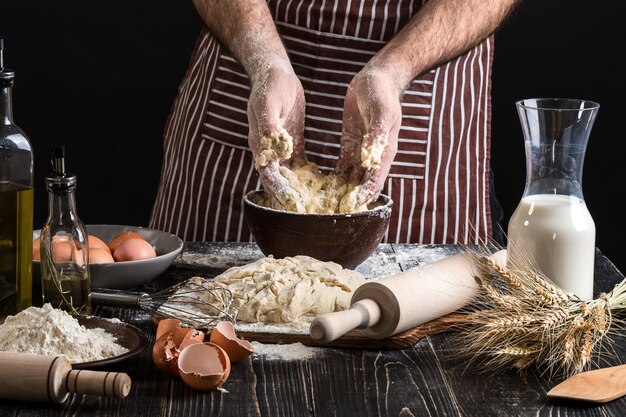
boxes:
[335,68,403,208]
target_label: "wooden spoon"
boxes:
[548,364,626,403]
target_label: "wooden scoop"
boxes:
[548,364,626,403]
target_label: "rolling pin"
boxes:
[0,352,131,403]
[309,249,507,342]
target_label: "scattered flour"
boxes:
[358,251,400,279]
[251,341,323,361]
[0,304,128,363]
[235,321,309,335]
[179,246,263,268]
[394,246,453,267]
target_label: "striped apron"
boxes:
[149,0,494,245]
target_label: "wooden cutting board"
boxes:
[155,245,470,350]
[235,313,464,350]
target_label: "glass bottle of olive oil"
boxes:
[0,38,34,319]
[40,146,92,315]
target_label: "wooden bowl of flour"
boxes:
[243,190,393,269]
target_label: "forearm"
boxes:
[367,0,519,91]
[191,0,290,83]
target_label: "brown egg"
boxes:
[32,236,41,261]
[33,235,87,263]
[108,231,145,253]
[113,238,157,262]
[89,247,115,264]
[178,342,231,391]
[33,236,71,262]
[209,321,254,363]
[88,235,110,253]
[52,239,73,262]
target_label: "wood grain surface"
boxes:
[2,243,625,417]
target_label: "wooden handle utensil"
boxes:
[310,249,507,342]
[0,352,131,403]
[548,364,626,403]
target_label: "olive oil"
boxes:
[0,182,33,318]
[40,146,92,315]
[41,269,91,315]
[0,39,34,318]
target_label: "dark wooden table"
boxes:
[3,243,626,417]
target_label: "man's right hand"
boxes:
[247,61,307,212]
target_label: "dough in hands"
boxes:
[254,129,294,168]
[252,128,369,214]
[257,161,368,214]
[201,255,366,324]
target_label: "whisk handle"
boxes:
[91,291,148,307]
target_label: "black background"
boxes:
[1,1,624,273]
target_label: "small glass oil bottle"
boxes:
[0,38,34,318]
[40,146,91,315]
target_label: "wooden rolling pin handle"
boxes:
[66,369,132,398]
[309,299,381,343]
[309,249,508,343]
[0,352,131,403]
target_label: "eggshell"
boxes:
[152,327,205,377]
[89,247,115,264]
[152,332,180,377]
[113,238,157,262]
[178,342,231,391]
[179,329,205,352]
[156,318,182,341]
[88,235,110,252]
[108,231,145,253]
[171,327,204,347]
[209,321,254,363]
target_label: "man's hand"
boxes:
[335,69,402,208]
[333,0,518,209]
[248,62,307,212]
[191,0,310,210]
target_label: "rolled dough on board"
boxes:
[183,255,366,324]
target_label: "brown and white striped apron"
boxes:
[149,0,494,245]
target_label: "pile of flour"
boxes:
[0,304,127,363]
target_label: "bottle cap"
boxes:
[0,38,16,82]
[46,145,77,192]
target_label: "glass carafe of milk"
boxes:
[507,98,599,301]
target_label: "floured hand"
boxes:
[248,61,308,212]
[335,69,402,210]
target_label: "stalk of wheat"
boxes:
[453,247,626,378]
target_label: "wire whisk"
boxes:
[91,278,237,330]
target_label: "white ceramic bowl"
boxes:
[33,224,183,289]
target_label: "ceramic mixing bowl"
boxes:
[243,190,393,269]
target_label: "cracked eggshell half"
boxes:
[178,342,231,391]
[156,318,183,341]
[209,321,254,363]
[152,327,205,377]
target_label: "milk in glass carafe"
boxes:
[507,98,599,301]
